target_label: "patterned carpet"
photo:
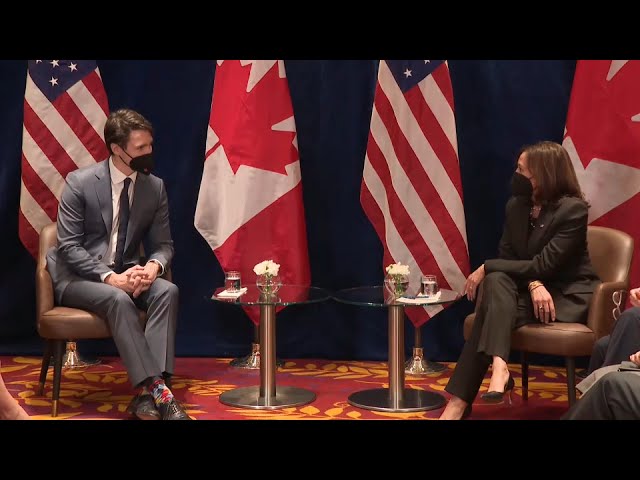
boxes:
[1,355,573,420]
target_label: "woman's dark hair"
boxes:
[519,141,587,206]
[104,108,153,155]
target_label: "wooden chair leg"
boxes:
[51,340,65,417]
[565,356,577,407]
[521,351,529,402]
[37,340,52,396]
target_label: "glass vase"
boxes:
[384,273,409,299]
[256,274,282,295]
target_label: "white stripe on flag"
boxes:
[67,79,108,143]
[418,67,459,157]
[21,127,66,200]
[20,180,53,232]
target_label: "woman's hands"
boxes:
[464,265,558,324]
[530,284,556,323]
[464,264,485,301]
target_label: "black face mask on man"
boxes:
[121,149,154,175]
[510,172,533,199]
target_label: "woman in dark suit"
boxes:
[439,141,601,420]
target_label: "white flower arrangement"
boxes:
[253,260,280,277]
[385,262,410,276]
[384,262,410,297]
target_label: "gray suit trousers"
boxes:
[61,278,179,387]
[562,371,640,420]
[588,306,640,374]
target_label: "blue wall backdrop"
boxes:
[0,60,577,362]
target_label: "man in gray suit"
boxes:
[46,108,189,420]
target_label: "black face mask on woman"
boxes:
[510,172,533,198]
[121,149,154,175]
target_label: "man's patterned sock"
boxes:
[150,379,174,406]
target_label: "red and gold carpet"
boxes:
[1,355,573,420]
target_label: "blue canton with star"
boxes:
[28,60,97,102]
[386,60,445,93]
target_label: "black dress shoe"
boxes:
[126,394,160,420]
[158,398,191,420]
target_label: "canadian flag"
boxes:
[195,60,311,323]
[562,60,640,290]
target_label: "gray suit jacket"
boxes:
[47,159,174,304]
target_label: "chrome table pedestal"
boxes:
[405,327,446,375]
[220,302,315,409]
[348,304,446,412]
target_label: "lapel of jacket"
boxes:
[95,160,112,234]
[124,173,149,254]
[527,206,556,256]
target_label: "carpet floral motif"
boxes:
[1,356,571,420]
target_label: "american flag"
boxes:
[19,60,109,258]
[360,60,470,326]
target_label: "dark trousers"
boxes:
[587,306,640,374]
[445,272,537,403]
[562,371,640,420]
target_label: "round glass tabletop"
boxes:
[211,284,331,307]
[333,285,461,308]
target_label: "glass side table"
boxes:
[333,286,461,412]
[211,284,330,409]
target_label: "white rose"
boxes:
[386,262,409,276]
[267,260,280,276]
[253,260,268,275]
[254,260,281,276]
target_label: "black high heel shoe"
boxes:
[480,373,515,404]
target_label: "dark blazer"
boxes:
[484,195,600,322]
[46,159,174,304]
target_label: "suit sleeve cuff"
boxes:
[148,259,165,276]
[101,271,114,282]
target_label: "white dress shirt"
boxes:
[100,158,137,282]
[108,157,137,264]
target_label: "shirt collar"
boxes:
[109,156,137,186]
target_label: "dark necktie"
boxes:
[113,177,132,274]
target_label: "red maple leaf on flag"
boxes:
[566,60,640,172]
[209,60,297,176]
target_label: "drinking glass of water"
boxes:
[420,275,439,298]
[225,271,242,292]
